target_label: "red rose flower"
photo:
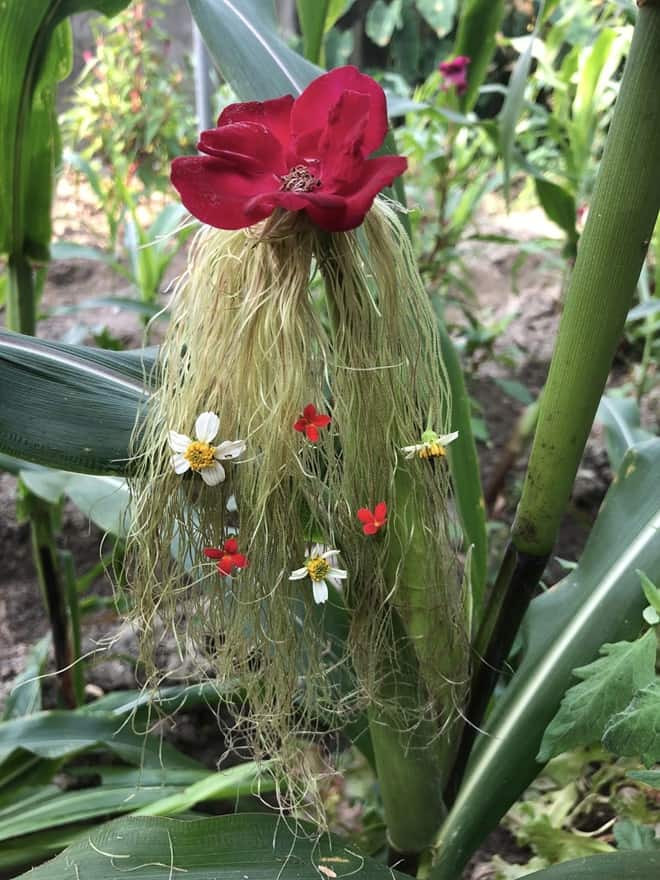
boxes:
[357,502,388,535]
[438,56,471,96]
[171,66,407,233]
[204,538,249,576]
[293,403,331,443]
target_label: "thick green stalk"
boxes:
[512,4,660,555]
[443,0,660,813]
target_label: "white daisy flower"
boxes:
[401,429,459,461]
[168,411,245,486]
[289,544,347,605]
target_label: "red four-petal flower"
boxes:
[438,56,471,96]
[357,502,388,535]
[293,403,331,443]
[171,66,407,233]
[204,538,249,576]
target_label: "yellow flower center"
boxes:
[419,442,446,460]
[184,441,216,471]
[305,556,330,581]
[281,165,322,193]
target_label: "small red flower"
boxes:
[357,502,388,535]
[439,56,471,96]
[171,66,407,233]
[204,538,249,576]
[293,403,331,443]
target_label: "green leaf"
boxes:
[603,682,660,765]
[366,0,403,46]
[498,6,546,202]
[134,762,274,816]
[596,395,654,472]
[534,178,577,241]
[628,769,660,788]
[639,570,660,615]
[0,330,153,474]
[0,711,201,770]
[296,0,329,63]
[430,441,660,880]
[537,630,657,762]
[440,325,487,616]
[523,852,660,878]
[415,0,457,38]
[0,0,130,258]
[15,814,406,880]
[2,635,51,720]
[614,819,660,851]
[452,0,505,110]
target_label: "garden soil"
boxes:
[0,192,636,878]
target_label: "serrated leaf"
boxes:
[15,814,406,880]
[603,682,660,765]
[614,819,660,851]
[519,817,613,863]
[537,630,656,762]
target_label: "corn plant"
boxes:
[0,1,659,879]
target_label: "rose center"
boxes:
[184,441,216,470]
[419,442,446,460]
[305,556,330,581]
[281,165,321,193]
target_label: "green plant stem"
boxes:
[7,254,36,336]
[512,5,660,556]
[444,0,660,811]
[28,495,76,709]
[61,550,84,707]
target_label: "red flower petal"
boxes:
[362,522,379,535]
[198,122,285,175]
[303,403,318,420]
[313,414,331,428]
[374,501,388,522]
[218,95,294,151]
[230,553,249,570]
[305,424,320,443]
[204,547,223,559]
[171,156,279,230]
[223,537,239,555]
[336,155,408,230]
[291,66,388,158]
[293,418,307,433]
[356,508,374,524]
[217,556,235,576]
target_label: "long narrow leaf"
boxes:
[15,814,406,880]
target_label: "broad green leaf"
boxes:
[431,440,660,880]
[84,681,240,716]
[0,711,200,770]
[2,635,51,720]
[534,178,577,242]
[452,0,505,110]
[537,630,657,761]
[16,814,405,880]
[629,769,660,788]
[603,682,660,765]
[366,0,403,47]
[0,0,130,258]
[596,395,654,471]
[296,0,329,63]
[415,0,456,38]
[524,852,660,878]
[188,0,412,118]
[0,330,153,474]
[614,819,660,851]
[20,468,129,536]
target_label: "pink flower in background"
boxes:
[439,56,471,96]
[82,50,94,63]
